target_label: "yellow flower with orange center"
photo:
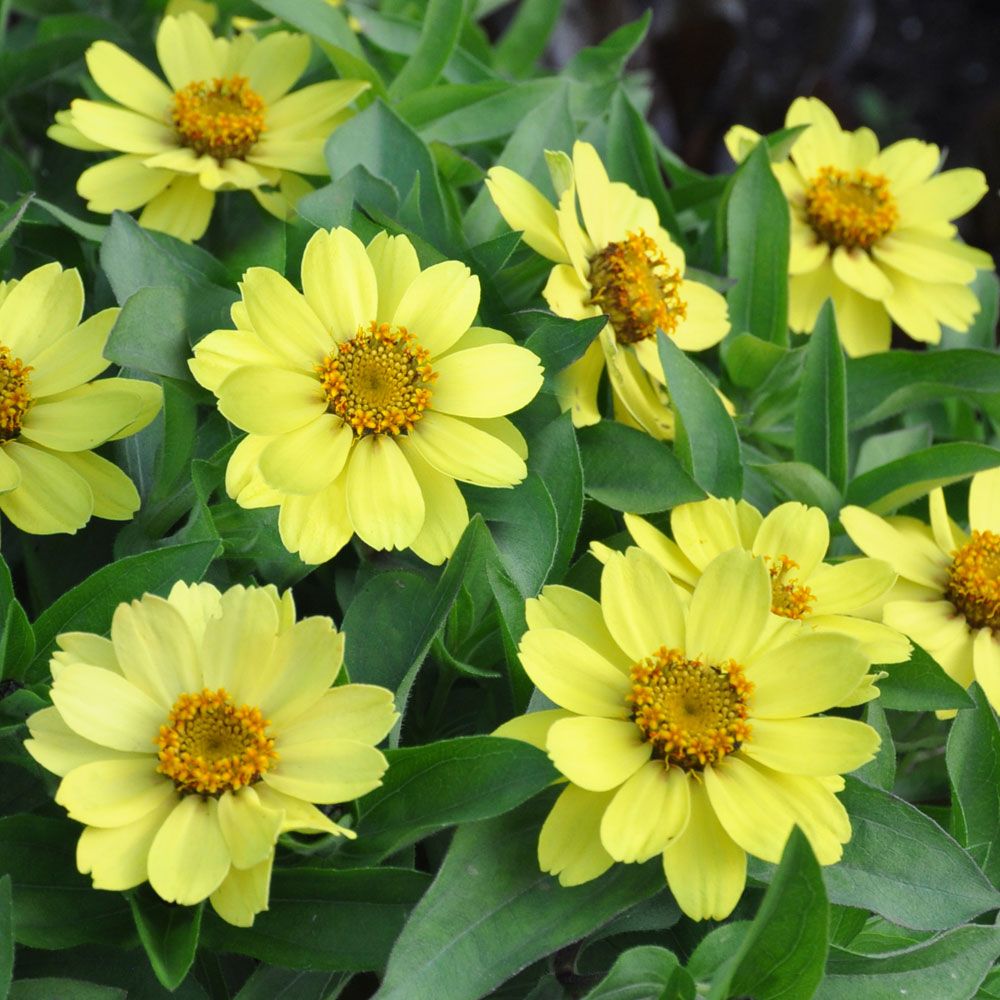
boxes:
[25,582,397,927]
[840,466,1000,714]
[48,13,369,242]
[0,263,161,535]
[724,98,992,355]
[486,141,729,440]
[497,547,879,921]
[190,226,543,565]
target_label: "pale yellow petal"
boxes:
[623,513,700,588]
[148,794,231,905]
[526,585,629,669]
[77,797,176,890]
[538,783,616,887]
[209,855,272,928]
[259,415,353,495]
[280,684,396,748]
[839,505,949,588]
[485,166,568,263]
[345,435,424,551]
[57,758,173,828]
[278,472,353,563]
[300,228,377,343]
[217,787,283,869]
[262,738,387,803]
[366,231,420,325]
[241,265,331,367]
[493,709,573,751]
[217,366,326,435]
[546,715,650,792]
[671,497,743,571]
[393,261,480,357]
[407,411,525,487]
[430,344,542,418]
[85,41,173,118]
[138,175,215,242]
[808,558,897,614]
[741,717,879,775]
[77,155,173,213]
[969,466,1000,535]
[753,502,829,579]
[400,443,467,565]
[600,761,689,863]
[672,280,730,351]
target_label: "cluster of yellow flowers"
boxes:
[6,10,996,932]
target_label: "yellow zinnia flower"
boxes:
[0,263,161,535]
[24,581,396,927]
[498,547,879,921]
[486,141,729,440]
[724,97,992,355]
[190,226,543,564]
[841,466,1000,714]
[49,13,369,242]
[593,497,910,701]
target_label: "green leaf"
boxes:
[325,100,452,249]
[494,0,565,77]
[7,982,124,1000]
[722,331,788,389]
[104,286,194,381]
[847,348,1000,429]
[725,140,790,345]
[856,700,896,791]
[846,443,1000,514]
[939,269,999,351]
[877,643,974,712]
[522,313,606,388]
[823,777,999,929]
[584,945,694,1000]
[388,0,464,98]
[0,193,33,251]
[128,887,201,991]
[0,598,35,683]
[577,421,705,513]
[658,334,743,497]
[0,816,135,950]
[233,968,347,1000]
[854,425,933,477]
[335,737,557,866]
[563,12,651,84]
[750,461,842,517]
[816,925,1000,1000]
[946,683,1000,886]
[0,876,12,1000]
[199,868,430,972]
[375,791,661,1000]
[27,540,219,678]
[794,301,847,492]
[708,829,828,1000]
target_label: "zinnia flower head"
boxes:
[724,98,992,355]
[0,262,161,534]
[49,13,369,242]
[486,141,729,440]
[840,466,1000,714]
[498,546,879,921]
[592,497,910,702]
[190,226,543,565]
[25,581,396,927]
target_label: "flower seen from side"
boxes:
[840,466,1000,714]
[0,263,161,534]
[724,97,992,355]
[190,226,543,565]
[497,547,879,921]
[49,13,369,242]
[592,496,910,703]
[24,582,396,927]
[486,141,729,440]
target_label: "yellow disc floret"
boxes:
[767,554,815,620]
[804,166,898,251]
[317,320,437,437]
[946,530,1000,632]
[627,646,753,770]
[589,230,687,345]
[156,688,277,795]
[0,345,32,441]
[171,75,265,162]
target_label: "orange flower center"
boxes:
[804,166,898,251]
[0,345,32,442]
[316,321,437,437]
[627,646,752,770]
[767,554,815,620]
[588,230,687,345]
[156,688,277,796]
[946,530,1000,631]
[171,75,265,162]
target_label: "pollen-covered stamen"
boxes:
[946,530,1000,632]
[588,230,687,345]
[627,646,753,771]
[0,345,32,441]
[171,75,265,162]
[767,554,815,620]
[317,320,437,437]
[156,688,277,796]
[804,166,898,251]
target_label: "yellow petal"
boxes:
[572,140,614,248]
[300,228,377,343]
[259,414,353,495]
[400,443,468,565]
[753,501,829,579]
[554,337,605,427]
[883,600,975,689]
[969,466,1000,535]
[218,365,327,435]
[148,794,231,905]
[485,166,568,263]
[830,278,892,357]
[237,30,310,103]
[671,497,742,571]
[493,709,573,751]
[20,385,144,452]
[623,513,700,587]
[138,175,215,242]
[972,630,1000,715]
[832,245,893,300]
[808,558,896,614]
[25,707,142,778]
[546,716,650,792]
[393,261,480,357]
[280,684,396,748]
[155,12,223,91]
[69,99,175,155]
[672,280,730,351]
[278,472,353,564]
[77,155,173,213]
[57,758,173,828]
[839,505,949,588]
[600,760,690,862]
[77,797,176,890]
[538,783,616,887]
[526,585,628,669]
[28,308,116,398]
[345,435,424,551]
[407,411,525,487]
[741,717,879,775]
[262,738,387,803]
[896,168,987,225]
[200,586,279,701]
[430,344,543,418]
[872,233,978,286]
[241,265,331,367]
[366,231,421,325]
[217,787,283,869]
[0,443,93,534]
[209,854,272,927]
[85,40,173,118]
[0,263,83,362]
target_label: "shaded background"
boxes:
[500,0,1000,265]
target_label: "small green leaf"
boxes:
[658,333,743,497]
[233,968,347,1000]
[794,301,847,492]
[708,829,828,1000]
[7,982,124,1000]
[28,540,219,678]
[0,875,12,1000]
[854,424,933,477]
[723,332,788,389]
[577,421,705,513]
[336,737,557,866]
[563,12,651,84]
[0,599,35,683]
[877,644,974,711]
[750,461,842,517]
[0,193,33,251]
[494,0,565,77]
[584,945,694,1000]
[856,700,896,791]
[726,140,790,345]
[128,887,202,991]
[388,0,465,99]
[522,313,606,388]
[104,286,193,381]
[946,683,1000,886]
